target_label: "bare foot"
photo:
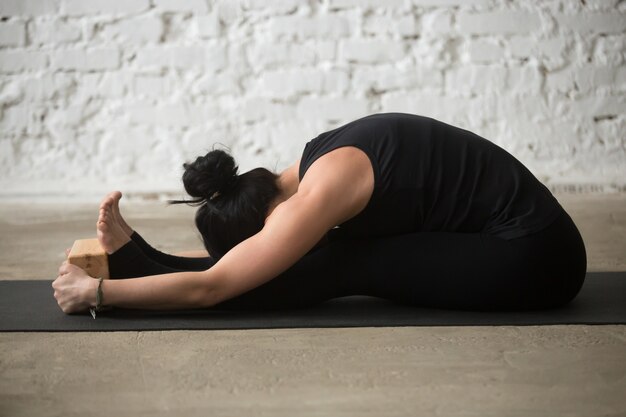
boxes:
[97,200,131,254]
[100,191,133,237]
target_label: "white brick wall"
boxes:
[0,0,624,199]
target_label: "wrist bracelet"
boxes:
[89,277,104,320]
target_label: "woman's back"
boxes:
[299,113,563,240]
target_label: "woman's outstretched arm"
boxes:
[54,262,213,312]
[53,147,374,313]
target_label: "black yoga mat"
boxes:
[1,272,625,332]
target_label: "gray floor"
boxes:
[1,193,625,416]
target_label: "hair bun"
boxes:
[182,149,239,202]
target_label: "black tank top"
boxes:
[298,113,563,240]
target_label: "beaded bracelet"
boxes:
[89,277,104,320]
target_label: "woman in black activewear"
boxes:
[52,113,587,313]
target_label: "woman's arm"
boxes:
[54,263,212,313]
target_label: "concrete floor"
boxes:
[1,193,625,416]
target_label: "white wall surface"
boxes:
[0,0,624,199]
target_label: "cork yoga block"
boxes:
[68,238,110,279]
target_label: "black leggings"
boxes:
[108,209,587,311]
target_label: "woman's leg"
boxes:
[108,239,186,279]
[328,209,587,311]
[130,231,215,271]
[101,191,215,271]
[96,195,197,278]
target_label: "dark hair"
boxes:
[169,149,280,259]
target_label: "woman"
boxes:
[52,113,587,314]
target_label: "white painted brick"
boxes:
[457,11,542,35]
[128,101,218,126]
[322,70,350,94]
[21,73,75,101]
[339,39,405,63]
[506,66,543,95]
[196,12,220,38]
[412,0,489,6]
[509,37,569,70]
[364,15,417,37]
[545,67,574,93]
[1,105,47,134]
[297,97,368,122]
[595,115,625,150]
[52,48,120,71]
[555,12,626,33]
[246,43,314,70]
[583,0,622,11]
[156,13,194,43]
[100,16,163,43]
[0,139,14,170]
[466,39,504,63]
[616,66,626,85]
[412,37,459,68]
[29,19,81,45]
[445,66,507,96]
[153,0,209,13]
[226,44,249,73]
[0,22,25,46]
[133,74,170,97]
[169,46,207,69]
[593,36,625,65]
[259,69,323,99]
[23,136,55,157]
[192,72,241,96]
[71,73,129,98]
[397,15,418,36]
[0,50,48,72]
[248,41,337,71]
[46,99,103,128]
[508,37,533,58]
[587,66,625,91]
[546,66,623,94]
[422,10,452,35]
[270,16,350,39]
[240,97,296,122]
[567,95,626,117]
[353,66,443,92]
[135,45,226,71]
[63,0,149,15]
[0,0,59,15]
[172,45,227,71]
[309,41,336,62]
[242,0,300,14]
[215,0,243,24]
[171,46,207,68]
[364,15,397,36]
[182,126,233,157]
[575,67,622,93]
[329,0,406,8]
[267,120,315,159]
[538,38,569,58]
[0,80,23,105]
[133,46,170,68]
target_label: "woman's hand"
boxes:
[52,261,98,314]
